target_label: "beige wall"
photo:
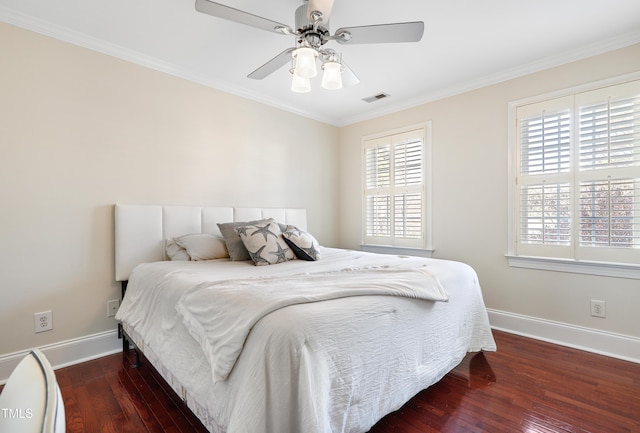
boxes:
[2,18,639,362]
[0,22,339,355]
[338,43,640,338]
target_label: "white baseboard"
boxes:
[0,329,122,384]
[2,313,637,385]
[488,308,640,364]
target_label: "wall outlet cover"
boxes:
[590,300,606,318]
[107,299,120,317]
[34,310,53,333]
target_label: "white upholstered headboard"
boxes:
[114,204,307,281]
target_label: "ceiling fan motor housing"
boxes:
[295,3,330,48]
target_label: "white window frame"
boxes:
[361,122,433,255]
[507,72,640,279]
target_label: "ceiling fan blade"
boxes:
[195,0,292,34]
[248,48,296,80]
[341,60,360,87]
[334,21,424,45]
[307,0,334,24]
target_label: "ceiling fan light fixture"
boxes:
[321,61,342,90]
[197,0,426,92]
[291,72,311,93]
[292,46,318,78]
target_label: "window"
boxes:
[510,77,640,273]
[362,124,431,250]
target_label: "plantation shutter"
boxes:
[574,80,640,263]
[365,140,391,239]
[516,96,574,258]
[514,79,640,264]
[364,128,426,248]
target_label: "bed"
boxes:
[114,204,496,433]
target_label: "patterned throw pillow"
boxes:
[282,225,321,261]
[218,219,273,261]
[235,220,296,266]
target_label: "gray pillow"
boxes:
[217,219,273,261]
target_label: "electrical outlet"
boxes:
[591,300,606,318]
[107,299,120,317]
[34,311,53,333]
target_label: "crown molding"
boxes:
[2,6,640,128]
[337,29,640,126]
[0,6,336,125]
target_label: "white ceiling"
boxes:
[1,0,640,126]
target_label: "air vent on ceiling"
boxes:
[362,93,390,103]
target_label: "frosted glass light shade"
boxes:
[291,72,311,93]
[321,61,342,90]
[293,47,318,78]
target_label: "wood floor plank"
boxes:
[136,353,210,433]
[117,363,167,433]
[3,330,639,432]
[367,331,640,433]
[107,370,150,433]
[132,354,205,433]
[58,385,87,433]
[72,382,110,433]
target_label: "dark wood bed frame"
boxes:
[117,280,143,368]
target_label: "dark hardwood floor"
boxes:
[5,330,639,432]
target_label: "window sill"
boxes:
[361,245,434,258]
[506,255,640,280]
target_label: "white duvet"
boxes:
[176,266,449,383]
[116,247,496,433]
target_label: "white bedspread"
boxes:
[176,266,449,382]
[116,247,496,433]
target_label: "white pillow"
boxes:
[282,225,321,261]
[236,221,295,266]
[165,238,190,261]
[174,233,229,261]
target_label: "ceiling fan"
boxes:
[194,0,424,92]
